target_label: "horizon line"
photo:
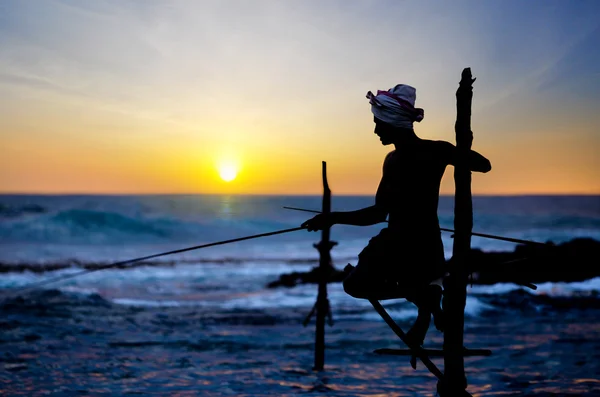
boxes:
[1,192,599,197]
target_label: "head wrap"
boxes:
[366,84,424,129]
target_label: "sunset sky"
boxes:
[1,0,599,195]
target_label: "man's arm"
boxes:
[333,205,387,226]
[441,140,491,173]
[301,198,388,231]
[301,205,387,231]
[302,155,391,231]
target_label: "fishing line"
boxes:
[287,206,540,290]
[283,206,548,247]
[3,226,306,297]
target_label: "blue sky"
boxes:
[1,0,599,194]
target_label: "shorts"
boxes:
[343,228,445,299]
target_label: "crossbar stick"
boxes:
[369,299,449,382]
[375,348,492,357]
[3,226,305,296]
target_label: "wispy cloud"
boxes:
[1,0,599,193]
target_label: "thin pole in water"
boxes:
[313,161,335,371]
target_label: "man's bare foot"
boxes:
[405,328,426,369]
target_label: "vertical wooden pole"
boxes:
[440,68,475,395]
[314,161,332,371]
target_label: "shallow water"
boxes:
[1,194,599,395]
[1,287,599,396]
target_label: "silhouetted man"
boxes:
[302,84,491,346]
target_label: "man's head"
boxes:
[374,117,415,145]
[367,84,424,143]
[373,117,396,145]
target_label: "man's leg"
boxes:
[343,231,399,300]
[343,261,382,299]
[404,285,444,345]
[403,238,446,340]
[406,307,432,346]
[344,262,413,300]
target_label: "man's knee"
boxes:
[343,274,369,299]
[409,285,442,312]
[342,276,359,298]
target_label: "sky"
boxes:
[1,0,599,195]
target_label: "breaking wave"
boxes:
[0,203,46,218]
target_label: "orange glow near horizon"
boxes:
[1,106,598,195]
[2,131,599,196]
[0,2,598,196]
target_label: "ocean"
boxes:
[1,194,599,396]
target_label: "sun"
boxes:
[218,162,238,182]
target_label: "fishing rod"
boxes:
[5,207,545,296]
[3,226,306,297]
[283,206,548,247]
[285,206,539,290]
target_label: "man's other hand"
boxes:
[301,214,333,231]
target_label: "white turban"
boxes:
[366,84,424,129]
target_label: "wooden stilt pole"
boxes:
[439,68,476,396]
[313,161,334,371]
